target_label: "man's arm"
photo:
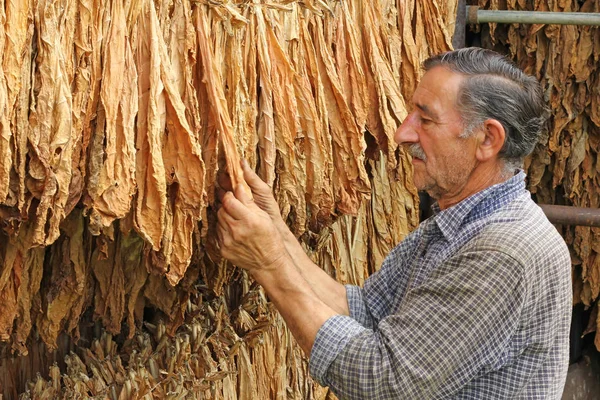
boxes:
[217,185,339,354]
[218,180,528,399]
[276,223,350,316]
[252,256,339,354]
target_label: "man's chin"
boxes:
[412,176,427,192]
[414,180,440,200]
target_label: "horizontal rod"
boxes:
[466,6,600,26]
[538,204,600,227]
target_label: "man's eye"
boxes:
[421,117,433,125]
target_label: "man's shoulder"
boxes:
[467,196,569,263]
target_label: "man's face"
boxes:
[394,66,480,200]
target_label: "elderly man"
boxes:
[217,48,572,399]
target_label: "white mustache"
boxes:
[409,144,427,161]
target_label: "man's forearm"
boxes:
[276,222,350,316]
[252,257,338,355]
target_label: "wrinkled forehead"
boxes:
[411,66,465,115]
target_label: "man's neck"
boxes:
[436,163,512,210]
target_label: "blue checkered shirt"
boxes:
[309,171,572,399]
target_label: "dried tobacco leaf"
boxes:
[5,1,460,396]
[0,3,11,205]
[0,239,23,342]
[312,18,370,215]
[254,4,277,187]
[361,1,409,166]
[28,0,74,246]
[196,5,248,195]
[157,2,206,286]
[14,245,44,354]
[133,0,167,251]
[87,0,138,234]
[264,14,307,234]
[91,233,125,335]
[37,210,89,350]
[3,0,32,211]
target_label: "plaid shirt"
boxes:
[309,171,572,399]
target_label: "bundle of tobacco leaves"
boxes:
[0,0,456,396]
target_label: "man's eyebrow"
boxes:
[414,102,438,119]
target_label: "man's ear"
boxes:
[476,119,505,162]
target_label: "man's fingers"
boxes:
[221,191,250,220]
[241,159,269,191]
[218,206,238,231]
[217,210,236,247]
[234,182,254,205]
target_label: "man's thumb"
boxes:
[241,159,264,189]
[234,182,253,205]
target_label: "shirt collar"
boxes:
[430,170,527,241]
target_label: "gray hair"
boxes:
[423,47,549,172]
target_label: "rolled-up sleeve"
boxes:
[309,249,526,399]
[345,285,375,329]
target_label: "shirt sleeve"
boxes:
[309,249,526,399]
[344,232,421,328]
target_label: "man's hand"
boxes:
[218,180,338,357]
[218,160,349,318]
[217,182,287,273]
[216,162,344,358]
[218,160,285,231]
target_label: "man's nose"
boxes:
[394,112,419,145]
